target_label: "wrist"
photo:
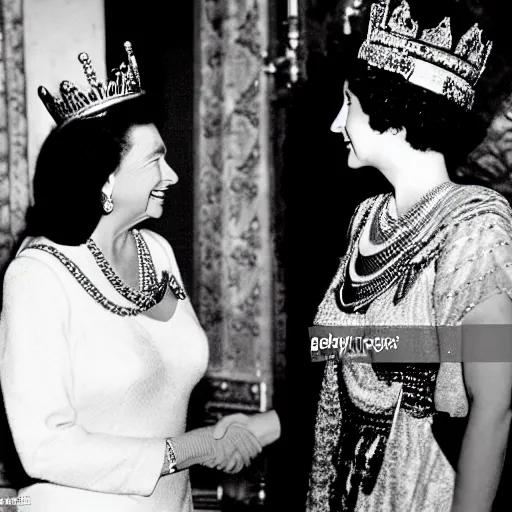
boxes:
[171,427,215,470]
[165,438,178,474]
[247,410,282,447]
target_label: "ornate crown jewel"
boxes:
[38,41,144,127]
[358,0,492,110]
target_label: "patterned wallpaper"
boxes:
[1,1,28,499]
[195,0,286,395]
[0,0,29,272]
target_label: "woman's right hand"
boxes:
[168,421,262,475]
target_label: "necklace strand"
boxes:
[86,230,167,310]
[29,244,142,316]
[27,230,187,317]
[339,182,458,312]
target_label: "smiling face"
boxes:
[109,123,178,222]
[330,81,383,169]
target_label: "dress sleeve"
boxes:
[433,212,512,417]
[0,256,165,496]
[434,212,512,325]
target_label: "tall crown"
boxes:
[358,0,492,110]
[38,41,144,127]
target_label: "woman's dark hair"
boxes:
[25,95,156,245]
[346,59,487,171]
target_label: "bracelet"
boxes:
[165,438,178,475]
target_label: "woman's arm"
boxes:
[162,425,262,476]
[0,256,166,496]
[140,231,264,474]
[0,256,261,495]
[451,293,512,512]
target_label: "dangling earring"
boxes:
[101,192,114,214]
[101,174,116,214]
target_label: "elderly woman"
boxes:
[0,43,275,512]
[306,2,512,512]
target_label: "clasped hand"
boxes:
[203,421,262,474]
[205,411,281,474]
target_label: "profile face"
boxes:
[330,81,378,169]
[111,123,178,221]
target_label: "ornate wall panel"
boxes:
[195,0,282,397]
[0,0,28,504]
[0,0,29,272]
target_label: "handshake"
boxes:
[208,410,281,473]
[171,410,281,475]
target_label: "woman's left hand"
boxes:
[213,411,281,447]
[213,413,250,439]
[210,424,262,473]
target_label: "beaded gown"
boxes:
[305,183,512,512]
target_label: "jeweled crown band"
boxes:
[358,0,492,110]
[38,41,145,127]
[358,40,475,109]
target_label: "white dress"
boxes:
[0,229,209,512]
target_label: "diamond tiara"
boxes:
[357,0,492,110]
[38,41,145,127]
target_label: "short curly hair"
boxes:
[346,59,486,171]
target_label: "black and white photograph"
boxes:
[1,0,512,511]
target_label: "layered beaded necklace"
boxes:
[86,230,168,311]
[30,229,186,317]
[338,181,456,313]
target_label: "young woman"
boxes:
[306,2,512,511]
